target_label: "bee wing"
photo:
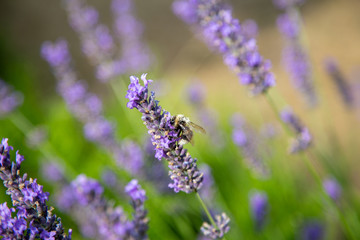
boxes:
[189,122,206,134]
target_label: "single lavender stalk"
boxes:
[280,107,312,154]
[299,221,324,240]
[0,138,72,239]
[249,190,268,231]
[231,114,269,177]
[112,0,152,73]
[324,58,354,108]
[323,177,342,202]
[126,74,230,239]
[0,79,23,118]
[200,212,230,239]
[173,0,275,95]
[41,40,143,175]
[126,74,203,193]
[57,175,148,240]
[125,179,149,239]
[276,4,317,106]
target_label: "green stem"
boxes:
[9,111,77,178]
[108,79,141,137]
[196,192,227,240]
[264,93,356,239]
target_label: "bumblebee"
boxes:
[170,114,206,145]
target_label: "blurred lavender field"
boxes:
[0,0,360,239]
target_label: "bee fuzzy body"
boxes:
[170,114,206,146]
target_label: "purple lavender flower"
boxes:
[112,0,153,73]
[65,0,115,65]
[323,177,342,202]
[42,40,143,176]
[64,0,152,82]
[0,138,72,239]
[242,19,258,39]
[126,74,203,193]
[299,221,324,240]
[41,162,65,183]
[57,175,148,240]
[231,114,270,177]
[200,213,230,239]
[276,11,317,106]
[187,81,206,106]
[199,164,215,201]
[324,58,354,108]
[249,190,268,231]
[280,108,312,153]
[0,79,23,118]
[173,0,275,95]
[125,179,149,239]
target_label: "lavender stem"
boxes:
[8,111,77,178]
[196,192,227,240]
[264,92,356,239]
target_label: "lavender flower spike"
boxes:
[200,213,230,239]
[249,190,268,231]
[57,175,148,239]
[323,177,342,202]
[0,138,72,239]
[173,0,275,95]
[280,108,312,153]
[125,179,149,239]
[0,79,23,118]
[126,74,203,193]
[276,9,317,106]
[324,58,354,108]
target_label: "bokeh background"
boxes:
[0,0,360,239]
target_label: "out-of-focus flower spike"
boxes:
[324,57,354,108]
[173,0,275,95]
[41,40,144,176]
[0,79,23,118]
[323,177,342,202]
[57,175,148,239]
[280,107,312,153]
[249,190,269,231]
[276,7,317,107]
[231,114,270,177]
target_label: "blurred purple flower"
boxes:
[41,162,64,182]
[300,221,324,240]
[173,0,275,95]
[57,175,148,239]
[323,177,342,202]
[324,57,354,108]
[232,114,270,177]
[277,11,317,106]
[249,190,268,231]
[42,40,144,176]
[280,108,312,153]
[0,79,23,118]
